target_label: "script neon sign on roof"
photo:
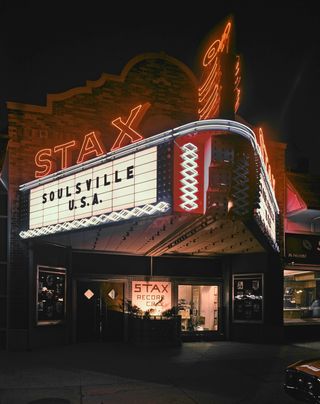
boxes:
[29,147,157,230]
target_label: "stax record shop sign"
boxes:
[131,281,172,316]
[34,103,151,178]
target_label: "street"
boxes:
[1,340,317,403]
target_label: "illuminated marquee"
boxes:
[256,128,275,190]
[19,146,170,239]
[255,172,277,246]
[20,119,279,250]
[250,128,277,246]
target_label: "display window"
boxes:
[36,265,66,325]
[178,285,219,332]
[284,269,320,324]
[232,274,264,323]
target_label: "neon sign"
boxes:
[34,104,150,178]
[198,22,231,120]
[234,55,241,113]
[173,132,212,214]
[111,102,150,151]
[257,128,275,190]
[76,132,106,164]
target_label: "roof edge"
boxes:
[6,52,198,115]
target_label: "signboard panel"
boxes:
[286,233,320,265]
[29,147,157,229]
[255,173,277,246]
[131,281,172,316]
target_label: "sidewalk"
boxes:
[1,340,318,403]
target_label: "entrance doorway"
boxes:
[76,281,124,342]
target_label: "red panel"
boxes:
[173,132,211,214]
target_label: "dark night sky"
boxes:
[1,1,319,173]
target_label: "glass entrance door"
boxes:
[178,285,219,334]
[76,281,124,342]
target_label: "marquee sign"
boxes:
[20,142,172,238]
[20,119,279,249]
[255,171,277,246]
[30,147,157,229]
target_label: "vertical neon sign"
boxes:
[234,55,241,114]
[198,20,241,119]
[198,22,232,120]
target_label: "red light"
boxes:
[76,132,106,164]
[111,103,150,151]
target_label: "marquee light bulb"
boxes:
[19,201,170,239]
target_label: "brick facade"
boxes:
[6,53,198,348]
[4,49,288,350]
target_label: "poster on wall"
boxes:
[37,266,66,325]
[232,274,264,323]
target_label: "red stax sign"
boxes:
[34,103,151,178]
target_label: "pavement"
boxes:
[1,339,319,404]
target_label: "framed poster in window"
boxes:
[36,265,66,325]
[232,273,264,323]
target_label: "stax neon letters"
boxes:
[34,103,150,178]
[111,102,150,151]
